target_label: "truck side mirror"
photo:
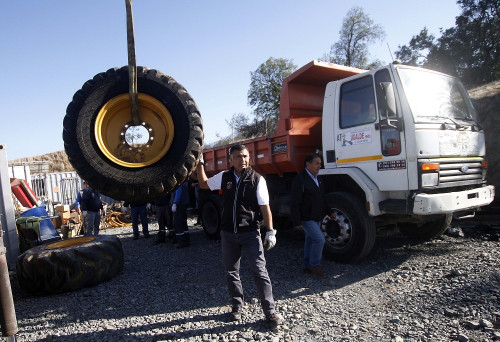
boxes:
[378,82,400,130]
[379,82,396,118]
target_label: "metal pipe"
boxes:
[0,220,18,337]
[125,0,140,126]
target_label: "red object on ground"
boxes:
[10,178,38,208]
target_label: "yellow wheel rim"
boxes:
[94,93,175,167]
[44,236,96,250]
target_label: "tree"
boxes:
[247,57,297,135]
[322,6,385,69]
[432,0,499,85]
[395,28,436,66]
[225,113,250,142]
[395,0,499,86]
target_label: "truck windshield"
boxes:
[397,67,478,124]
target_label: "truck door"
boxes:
[334,69,408,191]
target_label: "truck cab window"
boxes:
[375,69,401,156]
[339,76,376,128]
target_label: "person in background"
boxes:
[196,144,283,329]
[190,171,202,226]
[172,182,190,248]
[80,181,103,236]
[291,153,326,278]
[71,187,83,215]
[153,194,173,244]
[124,201,150,240]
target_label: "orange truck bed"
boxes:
[202,60,364,177]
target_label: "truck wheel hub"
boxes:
[322,211,352,246]
[94,93,174,168]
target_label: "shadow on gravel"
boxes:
[10,211,500,341]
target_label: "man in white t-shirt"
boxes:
[197,144,283,328]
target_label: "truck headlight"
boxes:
[422,173,438,187]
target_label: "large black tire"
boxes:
[16,235,124,295]
[321,192,376,263]
[398,214,452,239]
[63,66,203,202]
[201,194,223,239]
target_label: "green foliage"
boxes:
[395,0,499,86]
[321,6,385,69]
[395,28,436,66]
[247,57,297,135]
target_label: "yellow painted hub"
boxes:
[94,93,175,167]
[45,236,96,250]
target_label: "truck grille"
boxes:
[421,157,485,188]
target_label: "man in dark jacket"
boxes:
[197,144,283,328]
[80,181,104,236]
[291,153,326,277]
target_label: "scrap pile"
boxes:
[103,202,132,228]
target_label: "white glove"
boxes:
[172,204,177,212]
[263,230,276,251]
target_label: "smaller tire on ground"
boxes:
[16,235,124,295]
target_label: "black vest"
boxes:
[221,167,262,233]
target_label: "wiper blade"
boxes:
[461,117,483,131]
[425,116,466,130]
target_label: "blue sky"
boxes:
[0,1,461,161]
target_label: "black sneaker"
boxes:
[133,235,139,240]
[265,313,283,328]
[229,307,242,321]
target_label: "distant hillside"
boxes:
[10,150,74,173]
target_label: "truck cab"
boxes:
[319,63,494,260]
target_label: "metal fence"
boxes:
[30,172,83,215]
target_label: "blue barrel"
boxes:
[20,206,60,241]
[20,205,49,218]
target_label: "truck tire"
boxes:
[322,192,376,263]
[16,235,124,295]
[63,66,203,202]
[201,194,223,239]
[398,214,452,239]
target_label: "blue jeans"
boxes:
[131,206,149,237]
[84,211,101,236]
[302,220,325,268]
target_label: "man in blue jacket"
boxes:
[291,153,326,278]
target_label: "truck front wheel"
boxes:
[322,192,376,263]
[398,214,452,239]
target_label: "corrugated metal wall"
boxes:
[30,172,83,214]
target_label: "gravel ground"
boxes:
[6,214,500,342]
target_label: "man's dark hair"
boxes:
[229,144,248,156]
[304,153,322,167]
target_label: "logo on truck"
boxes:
[338,129,372,146]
